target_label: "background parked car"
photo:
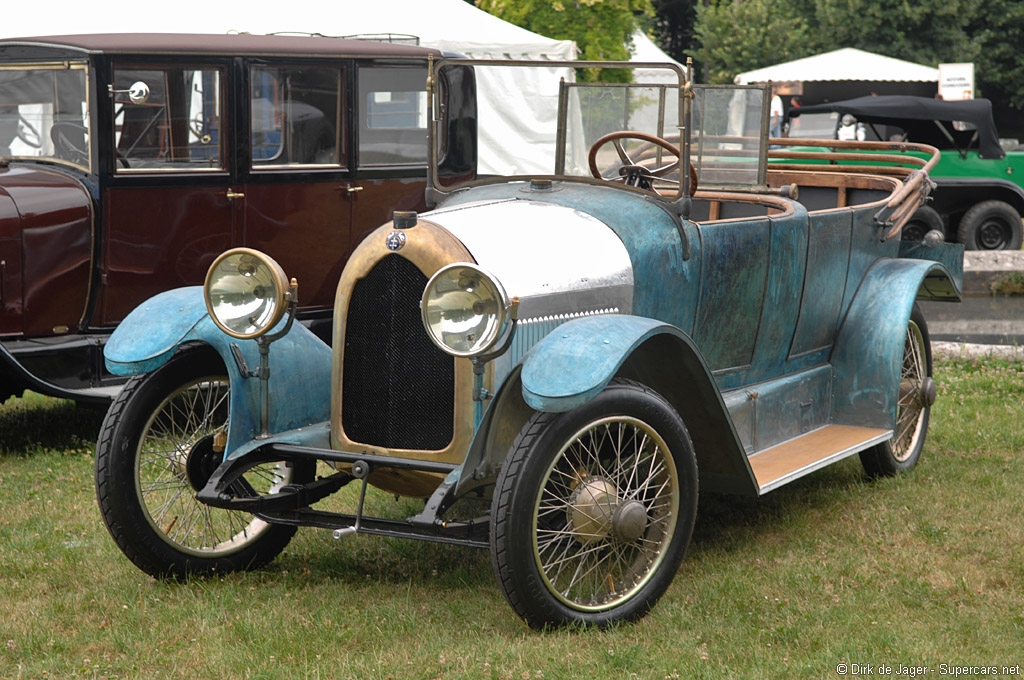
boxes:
[0,32,475,404]
[783,95,1023,250]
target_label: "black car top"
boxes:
[791,95,1004,159]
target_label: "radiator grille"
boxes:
[341,254,455,450]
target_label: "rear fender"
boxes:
[832,259,958,429]
[104,287,331,457]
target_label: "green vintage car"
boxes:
[782,95,1024,250]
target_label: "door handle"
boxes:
[226,190,245,200]
[343,184,363,194]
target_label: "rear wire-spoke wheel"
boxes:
[860,305,934,476]
[95,347,311,578]
[491,380,697,628]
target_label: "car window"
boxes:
[112,66,223,171]
[0,64,90,169]
[787,111,840,140]
[357,66,428,167]
[251,65,343,168]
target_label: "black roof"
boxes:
[791,95,1004,159]
[0,33,443,59]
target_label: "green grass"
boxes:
[1,359,1023,679]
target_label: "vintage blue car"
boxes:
[94,59,963,628]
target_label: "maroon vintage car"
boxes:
[0,33,475,403]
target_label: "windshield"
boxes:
[0,64,90,169]
[430,59,769,198]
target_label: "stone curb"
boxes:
[962,250,1024,296]
[933,341,1024,361]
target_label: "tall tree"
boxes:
[694,0,811,84]
[793,0,980,68]
[648,0,698,64]
[476,0,655,81]
[967,0,1024,109]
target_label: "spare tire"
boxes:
[957,200,1024,250]
[902,205,943,242]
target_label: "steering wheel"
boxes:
[50,121,89,165]
[588,131,697,196]
[16,115,42,148]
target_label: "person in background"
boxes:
[769,86,784,139]
[784,96,801,137]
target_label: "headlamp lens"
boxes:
[422,264,508,356]
[204,249,288,339]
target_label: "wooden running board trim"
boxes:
[749,425,892,494]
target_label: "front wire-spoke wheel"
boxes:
[96,347,312,578]
[491,380,698,628]
[535,416,679,610]
[860,304,934,476]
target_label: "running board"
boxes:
[749,425,892,494]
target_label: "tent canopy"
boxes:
[735,47,939,84]
[630,30,685,83]
[0,0,574,58]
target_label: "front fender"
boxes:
[104,287,331,458]
[104,287,210,376]
[521,315,676,413]
[518,314,755,495]
[832,258,958,429]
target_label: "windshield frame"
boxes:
[426,57,692,208]
[0,60,91,172]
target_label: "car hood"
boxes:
[423,198,634,320]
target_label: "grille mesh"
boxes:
[341,254,455,450]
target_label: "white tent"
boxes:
[630,30,685,83]
[2,0,577,175]
[734,47,939,84]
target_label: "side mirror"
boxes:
[109,81,150,105]
[127,82,150,105]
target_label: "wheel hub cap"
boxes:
[568,477,650,545]
[612,500,649,543]
[569,477,618,543]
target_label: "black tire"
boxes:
[490,379,698,628]
[95,346,312,578]
[860,304,933,477]
[957,200,1024,250]
[902,206,943,242]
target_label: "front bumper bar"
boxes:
[195,442,487,548]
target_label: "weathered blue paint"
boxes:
[105,287,210,376]
[521,314,675,412]
[841,206,901,317]
[789,209,854,357]
[722,363,833,454]
[831,258,956,429]
[515,312,757,495]
[899,239,965,297]
[228,421,332,460]
[739,206,810,381]
[102,287,332,458]
[692,216,772,373]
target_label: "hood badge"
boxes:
[385,230,407,251]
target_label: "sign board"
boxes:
[939,63,974,100]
